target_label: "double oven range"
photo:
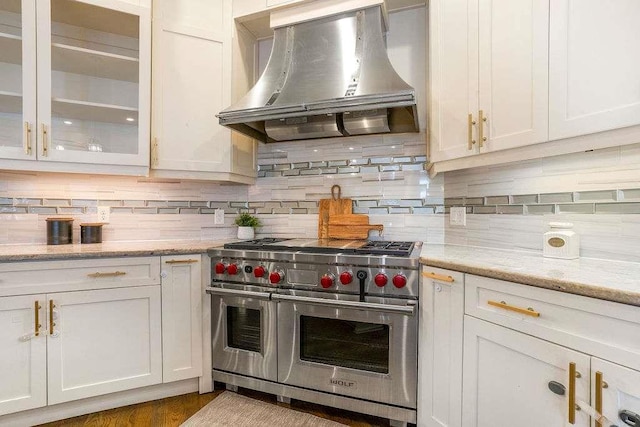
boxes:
[206,238,420,426]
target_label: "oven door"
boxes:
[207,286,277,382]
[273,292,418,408]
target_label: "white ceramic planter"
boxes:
[237,226,255,240]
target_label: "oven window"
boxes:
[226,307,261,353]
[300,316,389,374]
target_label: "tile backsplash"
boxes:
[0,132,443,245]
[444,142,640,262]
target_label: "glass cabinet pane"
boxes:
[49,0,139,155]
[0,0,24,150]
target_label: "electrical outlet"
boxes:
[450,206,466,226]
[97,206,110,223]
[214,209,224,225]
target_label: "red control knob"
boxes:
[227,264,238,275]
[374,273,388,287]
[269,271,284,284]
[254,266,266,278]
[320,274,335,289]
[392,274,407,289]
[214,262,226,275]
[339,271,353,285]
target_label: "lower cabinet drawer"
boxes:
[465,274,640,371]
[0,257,161,296]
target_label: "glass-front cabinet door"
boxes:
[36,0,149,167]
[0,0,36,161]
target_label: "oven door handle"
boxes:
[206,287,272,300]
[271,294,416,315]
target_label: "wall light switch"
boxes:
[214,209,225,225]
[450,206,466,226]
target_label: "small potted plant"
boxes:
[235,213,261,239]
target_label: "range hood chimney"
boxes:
[217,3,419,143]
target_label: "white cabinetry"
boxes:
[161,255,202,383]
[429,0,640,174]
[0,294,47,416]
[549,0,640,140]
[0,257,162,417]
[429,0,548,162]
[0,0,151,175]
[47,286,162,405]
[592,358,640,427]
[151,0,256,183]
[418,267,464,427]
[462,274,640,427]
[463,316,591,427]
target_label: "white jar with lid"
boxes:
[543,222,579,259]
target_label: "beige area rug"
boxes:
[181,391,347,427]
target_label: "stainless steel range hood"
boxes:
[217,5,419,143]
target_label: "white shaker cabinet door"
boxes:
[462,316,591,427]
[477,0,549,152]
[428,0,479,162]
[592,358,640,427]
[0,294,47,416]
[46,286,162,405]
[549,0,640,140]
[161,254,203,383]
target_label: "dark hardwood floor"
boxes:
[37,386,392,427]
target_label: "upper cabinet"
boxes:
[0,0,36,161]
[549,0,640,140]
[429,0,548,163]
[0,0,151,175]
[151,0,256,184]
[429,0,640,174]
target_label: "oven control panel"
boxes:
[211,258,418,297]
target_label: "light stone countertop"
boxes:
[0,240,233,262]
[420,244,640,307]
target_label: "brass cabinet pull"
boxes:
[467,113,477,150]
[87,271,127,278]
[421,271,455,283]
[41,124,48,156]
[595,371,607,427]
[34,301,42,337]
[165,259,199,264]
[478,110,487,148]
[487,300,540,317]
[49,300,55,335]
[568,362,581,424]
[24,122,32,155]
[152,137,159,167]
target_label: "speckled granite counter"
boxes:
[420,244,640,307]
[0,240,232,262]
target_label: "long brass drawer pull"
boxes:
[49,300,55,336]
[421,271,455,283]
[467,113,476,150]
[87,271,127,278]
[487,300,540,317]
[165,259,198,264]
[568,362,581,424]
[34,301,41,337]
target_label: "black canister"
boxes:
[46,218,74,245]
[80,223,104,244]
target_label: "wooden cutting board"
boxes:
[318,185,353,238]
[327,223,384,239]
[328,214,370,225]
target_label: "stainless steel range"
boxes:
[206,238,421,426]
